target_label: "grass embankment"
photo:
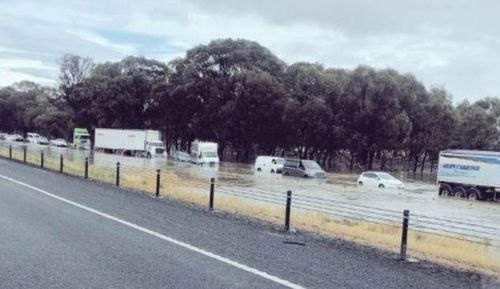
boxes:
[1,147,498,274]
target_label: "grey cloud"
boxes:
[187,0,500,36]
[0,0,499,101]
[10,67,58,80]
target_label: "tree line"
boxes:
[1,38,499,172]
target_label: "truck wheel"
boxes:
[270,169,275,173]
[493,192,500,202]
[358,181,364,186]
[439,184,453,196]
[256,167,262,172]
[378,184,385,189]
[466,188,481,201]
[453,186,467,198]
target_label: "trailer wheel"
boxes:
[439,184,453,196]
[466,188,481,201]
[453,186,467,198]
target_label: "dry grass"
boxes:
[287,210,500,274]
[1,146,499,274]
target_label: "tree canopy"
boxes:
[1,38,499,171]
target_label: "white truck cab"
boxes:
[26,132,41,144]
[145,140,166,158]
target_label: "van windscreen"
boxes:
[203,152,217,158]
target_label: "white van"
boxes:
[254,156,285,174]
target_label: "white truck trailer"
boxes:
[437,150,500,202]
[94,128,166,158]
[190,141,219,165]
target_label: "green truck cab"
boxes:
[73,128,91,150]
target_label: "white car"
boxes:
[357,171,404,189]
[27,132,49,145]
[8,134,26,142]
[49,138,68,147]
[173,151,191,162]
[38,137,49,145]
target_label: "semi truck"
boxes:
[437,150,500,202]
[190,141,219,165]
[73,128,91,150]
[94,128,166,158]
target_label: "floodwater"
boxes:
[5,142,500,242]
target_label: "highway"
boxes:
[0,158,485,289]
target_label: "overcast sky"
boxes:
[1,0,499,102]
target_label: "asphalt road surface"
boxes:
[0,158,489,289]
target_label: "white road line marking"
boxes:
[0,174,306,289]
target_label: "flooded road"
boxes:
[6,142,500,238]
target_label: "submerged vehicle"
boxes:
[190,141,219,165]
[357,172,404,189]
[26,132,41,144]
[26,132,49,145]
[282,159,326,178]
[49,138,68,148]
[437,150,500,202]
[254,156,285,173]
[73,128,91,150]
[173,151,191,162]
[94,128,166,158]
[8,134,25,142]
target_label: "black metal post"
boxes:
[84,157,89,179]
[209,178,215,211]
[156,169,161,197]
[285,190,292,231]
[23,147,26,163]
[40,151,44,168]
[116,162,120,186]
[400,209,410,261]
[59,154,64,173]
[9,145,12,159]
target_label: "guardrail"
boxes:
[1,141,499,265]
